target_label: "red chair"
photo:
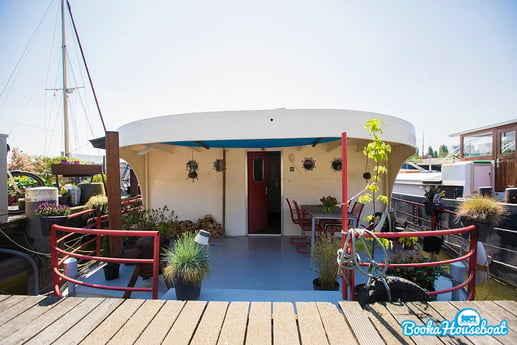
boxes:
[286,198,299,225]
[292,200,324,237]
[287,198,310,250]
[325,201,364,235]
[349,201,364,227]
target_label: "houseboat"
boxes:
[117,108,417,236]
[394,119,517,200]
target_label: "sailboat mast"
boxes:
[61,0,70,157]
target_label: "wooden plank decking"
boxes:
[0,295,514,345]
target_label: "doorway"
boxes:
[247,151,281,235]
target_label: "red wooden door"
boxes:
[247,152,269,233]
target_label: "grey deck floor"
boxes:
[74,236,455,303]
[75,236,348,302]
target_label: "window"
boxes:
[500,131,515,154]
[253,157,263,182]
[462,131,493,158]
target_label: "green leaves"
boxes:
[162,232,210,284]
[360,118,391,216]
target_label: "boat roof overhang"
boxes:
[116,109,417,150]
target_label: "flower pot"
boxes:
[424,201,439,216]
[103,263,120,281]
[476,220,491,242]
[173,277,202,300]
[423,236,443,254]
[39,215,69,236]
[313,278,339,291]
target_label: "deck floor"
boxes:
[0,295,514,344]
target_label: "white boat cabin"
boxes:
[117,109,416,236]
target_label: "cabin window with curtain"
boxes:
[462,131,493,158]
[253,157,264,182]
[500,131,515,154]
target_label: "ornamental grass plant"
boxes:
[456,195,506,226]
[162,232,210,285]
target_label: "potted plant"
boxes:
[387,250,446,293]
[456,195,507,241]
[162,232,210,300]
[35,202,71,236]
[312,232,341,290]
[101,234,120,280]
[423,185,445,216]
[320,195,338,214]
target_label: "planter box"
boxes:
[51,164,102,177]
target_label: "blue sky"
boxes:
[1,0,516,157]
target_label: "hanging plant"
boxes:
[186,160,199,181]
[358,118,391,222]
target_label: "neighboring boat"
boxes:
[394,119,517,201]
[393,119,517,287]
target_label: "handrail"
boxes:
[341,198,478,302]
[49,198,160,299]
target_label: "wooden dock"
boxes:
[0,294,514,344]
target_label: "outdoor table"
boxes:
[302,205,358,255]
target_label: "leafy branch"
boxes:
[358,118,391,221]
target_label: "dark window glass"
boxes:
[253,157,263,182]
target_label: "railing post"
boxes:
[341,132,349,300]
[152,233,160,299]
[49,225,61,296]
[467,224,478,300]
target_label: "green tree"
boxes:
[438,145,449,158]
[427,146,437,158]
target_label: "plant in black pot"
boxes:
[312,232,341,290]
[86,195,119,280]
[162,232,210,300]
[423,185,445,216]
[35,202,71,236]
[456,195,507,242]
[387,250,446,293]
[101,234,120,280]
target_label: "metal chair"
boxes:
[325,201,364,234]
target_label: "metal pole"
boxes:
[61,0,70,157]
[341,132,349,300]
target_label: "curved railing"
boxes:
[341,200,478,301]
[49,197,161,299]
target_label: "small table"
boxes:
[302,205,358,256]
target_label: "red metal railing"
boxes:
[339,201,478,301]
[49,197,161,299]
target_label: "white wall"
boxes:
[122,138,409,236]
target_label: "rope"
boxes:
[0,229,51,257]
[337,227,392,300]
[66,0,107,133]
